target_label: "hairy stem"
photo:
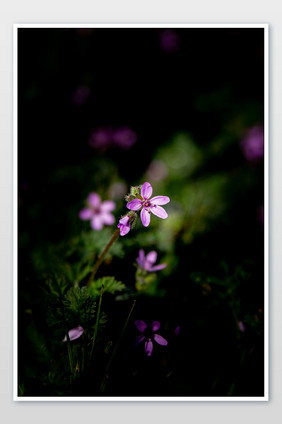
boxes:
[90,284,104,361]
[87,228,120,287]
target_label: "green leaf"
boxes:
[88,276,125,299]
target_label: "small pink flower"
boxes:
[126,182,170,227]
[134,320,168,357]
[62,325,84,342]
[117,215,131,236]
[136,249,166,272]
[79,192,115,230]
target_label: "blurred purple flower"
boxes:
[62,325,84,342]
[159,29,181,53]
[72,85,90,106]
[88,126,137,151]
[112,127,137,150]
[126,182,170,227]
[117,215,131,236]
[146,160,168,182]
[134,320,168,357]
[238,321,246,333]
[79,192,115,230]
[88,127,112,150]
[174,325,181,336]
[240,125,264,162]
[136,249,166,272]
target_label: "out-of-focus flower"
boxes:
[126,182,170,227]
[136,249,166,272]
[134,320,168,357]
[79,192,115,230]
[174,325,181,336]
[62,325,84,342]
[88,126,137,151]
[238,321,246,333]
[88,127,112,150]
[109,182,128,199]
[146,160,168,182]
[159,29,181,53]
[72,85,90,106]
[112,126,137,149]
[240,125,264,162]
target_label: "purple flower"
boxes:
[62,325,84,342]
[238,321,246,333]
[72,85,90,106]
[240,125,264,162]
[79,192,115,230]
[117,215,131,236]
[159,30,181,53]
[136,249,166,272]
[134,320,168,357]
[126,182,170,227]
[88,127,112,150]
[112,126,137,150]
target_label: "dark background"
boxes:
[18,28,264,397]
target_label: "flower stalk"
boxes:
[100,299,136,392]
[87,228,120,287]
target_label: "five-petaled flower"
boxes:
[79,192,115,231]
[134,320,168,356]
[62,325,84,342]
[126,182,170,227]
[136,249,166,272]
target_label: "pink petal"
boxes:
[141,208,151,227]
[146,251,157,265]
[78,207,93,220]
[145,339,153,356]
[150,195,170,205]
[151,205,168,219]
[87,192,101,207]
[62,325,84,342]
[126,199,142,211]
[150,321,160,331]
[153,334,168,346]
[118,223,130,236]
[91,215,104,230]
[119,215,130,225]
[149,263,167,271]
[141,182,152,200]
[134,320,147,332]
[100,200,116,212]
[136,249,145,267]
[101,212,115,225]
[135,335,145,346]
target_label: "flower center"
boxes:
[144,201,151,208]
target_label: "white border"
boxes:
[13,23,269,402]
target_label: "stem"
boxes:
[87,228,120,287]
[66,331,74,378]
[100,300,136,392]
[90,284,104,360]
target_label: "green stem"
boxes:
[87,228,120,287]
[90,284,104,360]
[100,300,136,393]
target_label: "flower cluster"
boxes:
[117,182,170,236]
